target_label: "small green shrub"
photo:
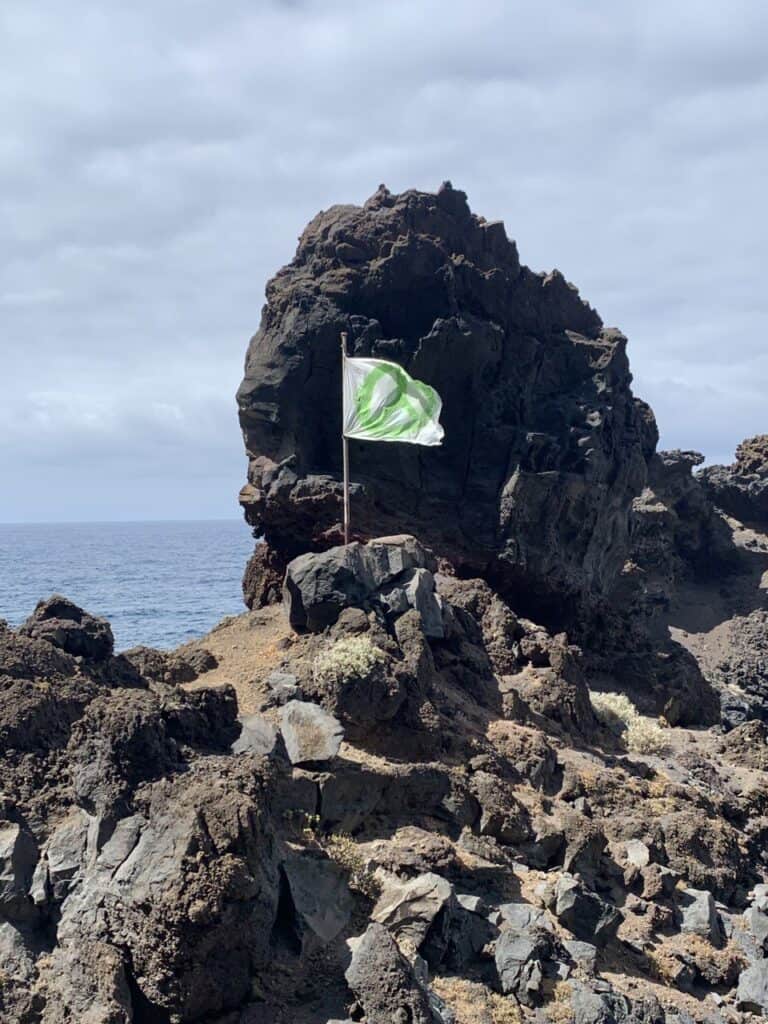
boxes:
[313,635,386,687]
[323,832,380,899]
[626,716,669,755]
[590,690,668,755]
[590,691,637,733]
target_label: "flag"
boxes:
[343,356,444,446]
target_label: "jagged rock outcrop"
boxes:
[700,435,768,524]
[618,450,737,624]
[20,594,114,661]
[237,182,657,629]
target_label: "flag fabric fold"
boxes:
[342,356,444,446]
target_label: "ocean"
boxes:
[0,520,255,651]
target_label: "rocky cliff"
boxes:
[237,183,657,628]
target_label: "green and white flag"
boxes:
[343,356,444,446]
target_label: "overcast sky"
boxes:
[2,0,767,522]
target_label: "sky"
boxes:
[1,0,767,523]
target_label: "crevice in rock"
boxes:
[269,866,302,955]
[125,963,171,1024]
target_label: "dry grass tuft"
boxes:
[430,977,522,1024]
[547,981,575,1024]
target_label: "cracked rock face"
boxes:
[237,182,657,628]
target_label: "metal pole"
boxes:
[341,331,350,545]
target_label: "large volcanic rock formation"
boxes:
[237,183,657,627]
[700,435,768,525]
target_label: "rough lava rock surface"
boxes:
[237,182,657,628]
[700,435,768,524]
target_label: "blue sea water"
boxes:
[0,520,255,651]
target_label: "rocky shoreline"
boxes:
[3,184,768,1023]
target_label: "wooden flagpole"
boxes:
[341,331,350,545]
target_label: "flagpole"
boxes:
[341,331,350,545]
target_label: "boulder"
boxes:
[43,763,281,1021]
[621,450,737,628]
[564,940,598,975]
[308,633,404,734]
[678,888,721,944]
[345,922,435,1024]
[737,961,768,1015]
[372,871,456,965]
[498,902,552,935]
[231,714,280,757]
[279,700,344,765]
[0,620,79,681]
[30,810,89,906]
[0,823,37,920]
[283,535,440,634]
[238,183,656,632]
[448,896,497,968]
[33,940,133,1024]
[744,885,768,953]
[624,839,651,869]
[568,982,645,1024]
[471,772,530,847]
[659,810,751,904]
[553,875,621,948]
[281,847,354,944]
[19,595,114,661]
[494,929,550,1006]
[380,567,444,639]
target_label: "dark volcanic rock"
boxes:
[620,450,737,624]
[345,922,435,1024]
[20,595,114,661]
[237,182,657,628]
[700,435,768,524]
[708,609,768,727]
[552,874,621,947]
[67,684,239,817]
[283,534,440,633]
[123,643,218,685]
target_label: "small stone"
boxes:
[624,839,651,868]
